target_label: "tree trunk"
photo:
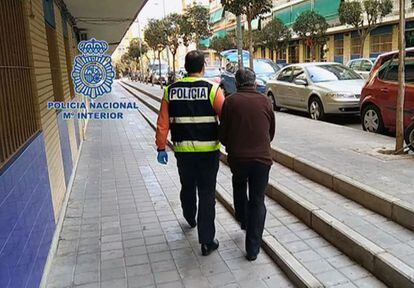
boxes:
[359,30,368,57]
[247,17,254,69]
[158,51,163,89]
[396,0,406,153]
[236,15,244,69]
[172,53,176,83]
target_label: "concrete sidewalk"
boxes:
[123,80,414,205]
[44,83,292,288]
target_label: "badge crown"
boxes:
[78,38,108,55]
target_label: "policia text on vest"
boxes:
[170,87,209,100]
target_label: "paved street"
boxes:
[45,83,293,288]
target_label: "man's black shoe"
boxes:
[245,253,257,261]
[185,218,197,228]
[201,239,219,256]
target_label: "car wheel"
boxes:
[405,122,414,152]
[362,104,384,133]
[268,92,280,111]
[308,97,325,120]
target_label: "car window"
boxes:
[350,60,362,70]
[292,67,306,81]
[277,67,293,82]
[378,52,414,83]
[306,64,362,82]
[360,60,373,72]
[254,61,279,74]
[406,61,414,84]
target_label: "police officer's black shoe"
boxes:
[201,239,219,256]
[245,253,257,261]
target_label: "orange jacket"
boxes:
[156,87,225,151]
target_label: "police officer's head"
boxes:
[185,50,205,76]
[235,68,256,89]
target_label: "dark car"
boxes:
[360,48,414,136]
[220,58,280,96]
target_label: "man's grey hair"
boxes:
[235,68,256,88]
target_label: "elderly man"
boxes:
[220,68,275,261]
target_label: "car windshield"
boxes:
[204,68,220,77]
[254,61,279,74]
[306,64,362,82]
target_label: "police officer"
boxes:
[155,51,225,256]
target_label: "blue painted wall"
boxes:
[57,114,73,185]
[0,133,55,288]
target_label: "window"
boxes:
[305,46,312,62]
[370,33,392,54]
[349,60,362,70]
[292,67,306,81]
[277,67,293,82]
[360,60,373,72]
[306,64,362,83]
[378,53,414,83]
[351,34,361,56]
[254,60,278,74]
[289,44,299,63]
[277,48,286,60]
[334,38,344,56]
[46,23,65,102]
[407,30,414,48]
[1,0,39,168]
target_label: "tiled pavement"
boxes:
[45,83,293,288]
[121,82,387,288]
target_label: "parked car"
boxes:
[360,48,414,134]
[204,66,222,84]
[220,58,280,96]
[405,118,414,151]
[266,63,365,120]
[346,57,377,79]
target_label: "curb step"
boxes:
[121,85,388,288]
[120,80,414,233]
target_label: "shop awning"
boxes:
[210,8,224,23]
[214,29,227,38]
[65,0,148,53]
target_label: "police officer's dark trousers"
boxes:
[230,161,270,256]
[175,151,220,244]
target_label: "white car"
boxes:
[346,57,377,79]
[266,63,365,120]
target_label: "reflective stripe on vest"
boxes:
[173,140,221,153]
[169,116,218,124]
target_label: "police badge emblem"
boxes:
[71,38,115,99]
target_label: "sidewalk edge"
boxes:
[39,134,86,287]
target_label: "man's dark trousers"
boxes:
[175,151,220,244]
[230,160,270,256]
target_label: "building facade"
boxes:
[0,0,146,287]
[0,1,84,287]
[207,0,414,64]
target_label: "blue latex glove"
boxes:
[157,151,168,165]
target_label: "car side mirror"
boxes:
[294,79,308,86]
